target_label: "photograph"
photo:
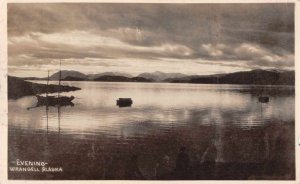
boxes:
[6,2,295,180]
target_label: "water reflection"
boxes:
[8,82,295,179]
[8,82,295,139]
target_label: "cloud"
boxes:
[198,42,294,69]
[7,3,294,77]
[8,30,194,62]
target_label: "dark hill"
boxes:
[131,77,153,82]
[50,70,88,80]
[8,76,80,99]
[169,70,294,85]
[93,75,153,82]
[61,76,87,81]
[94,75,132,82]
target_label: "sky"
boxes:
[8,3,294,77]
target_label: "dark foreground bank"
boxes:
[8,76,81,99]
[8,121,294,180]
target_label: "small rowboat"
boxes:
[116,98,133,107]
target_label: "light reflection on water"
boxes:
[8,82,295,179]
[9,82,294,137]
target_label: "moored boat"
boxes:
[116,98,133,107]
[35,60,75,107]
[258,96,269,103]
[36,95,75,106]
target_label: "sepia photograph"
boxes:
[6,2,295,180]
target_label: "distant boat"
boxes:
[36,60,75,106]
[258,96,269,103]
[117,98,133,107]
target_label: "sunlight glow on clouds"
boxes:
[7,3,294,77]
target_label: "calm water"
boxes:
[8,82,295,180]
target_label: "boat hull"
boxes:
[116,98,133,107]
[36,95,75,106]
[258,96,269,103]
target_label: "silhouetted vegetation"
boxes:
[8,76,80,99]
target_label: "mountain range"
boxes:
[168,69,295,85]
[137,71,187,81]
[22,69,295,85]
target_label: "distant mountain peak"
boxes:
[87,72,132,79]
[137,71,187,81]
[50,70,87,80]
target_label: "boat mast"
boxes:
[57,60,61,136]
[46,70,49,97]
[46,70,49,109]
[46,70,49,133]
[58,59,61,97]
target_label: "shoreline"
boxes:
[8,121,295,180]
[8,76,81,99]
[30,79,296,88]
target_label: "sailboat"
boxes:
[36,95,75,106]
[36,60,75,106]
